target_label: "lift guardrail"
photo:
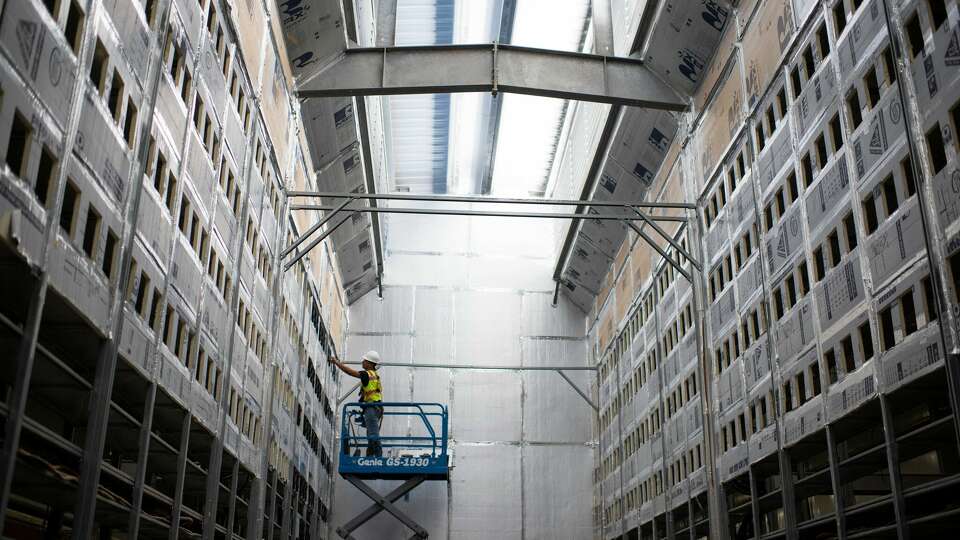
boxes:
[338,402,449,480]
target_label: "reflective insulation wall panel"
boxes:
[335,205,593,540]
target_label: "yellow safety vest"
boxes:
[361,370,382,402]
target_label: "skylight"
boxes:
[385,0,591,197]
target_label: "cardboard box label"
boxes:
[741,0,795,107]
[75,95,130,206]
[717,360,745,413]
[276,0,347,81]
[879,324,943,391]
[105,0,151,87]
[645,1,731,94]
[705,212,730,265]
[930,164,960,230]
[694,19,737,112]
[852,88,906,184]
[50,239,111,332]
[729,182,756,227]
[794,61,839,143]
[720,436,749,482]
[743,332,770,390]
[173,0,203,50]
[837,0,886,86]
[0,0,77,130]
[749,423,777,463]
[764,204,803,277]
[816,253,865,330]
[805,155,851,238]
[303,98,359,170]
[867,200,926,287]
[202,284,229,345]
[200,44,227,125]
[756,120,794,194]
[186,136,217,202]
[170,239,202,306]
[698,56,745,179]
[775,299,815,363]
[566,236,612,294]
[827,363,876,421]
[609,108,678,186]
[909,18,960,112]
[156,80,188,143]
[736,254,764,308]
[709,284,737,335]
[783,394,824,446]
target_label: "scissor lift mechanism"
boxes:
[336,402,449,539]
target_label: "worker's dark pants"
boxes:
[363,405,383,456]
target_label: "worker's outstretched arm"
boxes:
[329,355,360,378]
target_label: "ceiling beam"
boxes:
[287,190,694,208]
[288,204,688,222]
[376,0,398,47]
[479,0,518,194]
[296,44,685,110]
[592,0,614,56]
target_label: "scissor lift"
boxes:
[336,402,449,539]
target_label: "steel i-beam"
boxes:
[296,44,685,110]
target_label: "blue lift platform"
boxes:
[336,402,449,539]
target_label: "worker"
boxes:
[329,351,383,456]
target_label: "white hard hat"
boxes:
[362,350,381,365]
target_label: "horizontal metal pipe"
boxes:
[290,204,688,222]
[343,361,596,371]
[286,190,696,209]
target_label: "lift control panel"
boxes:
[338,402,449,480]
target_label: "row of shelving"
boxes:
[0,0,347,538]
[592,0,960,538]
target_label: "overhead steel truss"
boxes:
[286,190,705,413]
[282,191,697,272]
[296,43,685,110]
[286,190,723,539]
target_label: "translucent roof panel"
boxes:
[385,0,590,197]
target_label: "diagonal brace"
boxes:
[281,196,355,258]
[625,220,692,283]
[631,207,702,272]
[338,382,361,405]
[339,475,428,539]
[284,210,357,272]
[557,370,598,411]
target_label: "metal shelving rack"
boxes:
[0,0,343,539]
[590,1,960,540]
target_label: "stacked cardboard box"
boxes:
[588,0,960,538]
[0,0,347,537]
